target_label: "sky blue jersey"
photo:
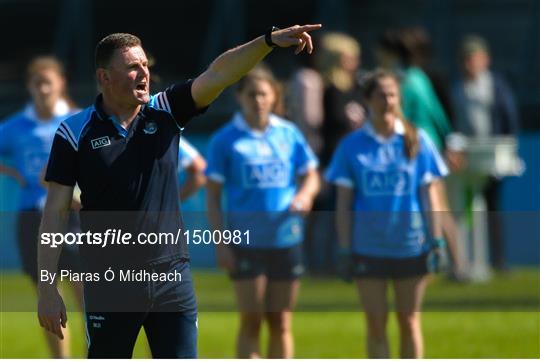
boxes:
[326,119,449,258]
[0,101,77,210]
[206,113,318,249]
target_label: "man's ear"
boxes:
[96,68,109,86]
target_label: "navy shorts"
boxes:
[229,243,305,281]
[17,210,82,283]
[352,252,429,279]
[84,259,197,358]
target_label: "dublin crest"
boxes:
[143,121,158,134]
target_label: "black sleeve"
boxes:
[44,134,78,186]
[165,79,209,128]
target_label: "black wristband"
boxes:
[264,26,280,48]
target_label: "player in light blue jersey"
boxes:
[178,138,206,200]
[206,66,320,358]
[326,69,459,358]
[0,56,83,358]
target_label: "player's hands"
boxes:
[289,192,314,215]
[426,237,448,274]
[271,24,322,54]
[37,286,67,340]
[216,244,235,272]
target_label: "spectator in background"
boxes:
[287,31,366,166]
[287,46,325,157]
[376,28,452,151]
[0,56,83,358]
[451,35,520,270]
[292,32,366,274]
[399,26,454,121]
[452,35,519,138]
[206,66,320,358]
[318,32,366,168]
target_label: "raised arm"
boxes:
[37,181,74,340]
[192,24,322,108]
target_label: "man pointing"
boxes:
[38,24,321,358]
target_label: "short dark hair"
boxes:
[95,33,142,69]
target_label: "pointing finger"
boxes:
[290,24,322,34]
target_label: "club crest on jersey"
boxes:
[143,121,158,134]
[91,136,111,149]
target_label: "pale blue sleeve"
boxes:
[325,139,354,188]
[205,132,228,183]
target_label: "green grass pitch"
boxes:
[1,269,539,358]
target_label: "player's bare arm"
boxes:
[179,155,207,200]
[289,168,320,213]
[206,180,235,271]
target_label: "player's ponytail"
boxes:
[400,115,420,160]
[362,68,419,160]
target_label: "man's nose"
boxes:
[140,65,149,77]
[38,84,50,94]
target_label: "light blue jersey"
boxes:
[206,113,318,249]
[0,101,77,210]
[178,138,199,170]
[326,119,448,258]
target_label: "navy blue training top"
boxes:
[45,80,207,268]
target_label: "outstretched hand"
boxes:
[271,24,322,54]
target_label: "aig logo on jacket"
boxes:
[91,136,111,149]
